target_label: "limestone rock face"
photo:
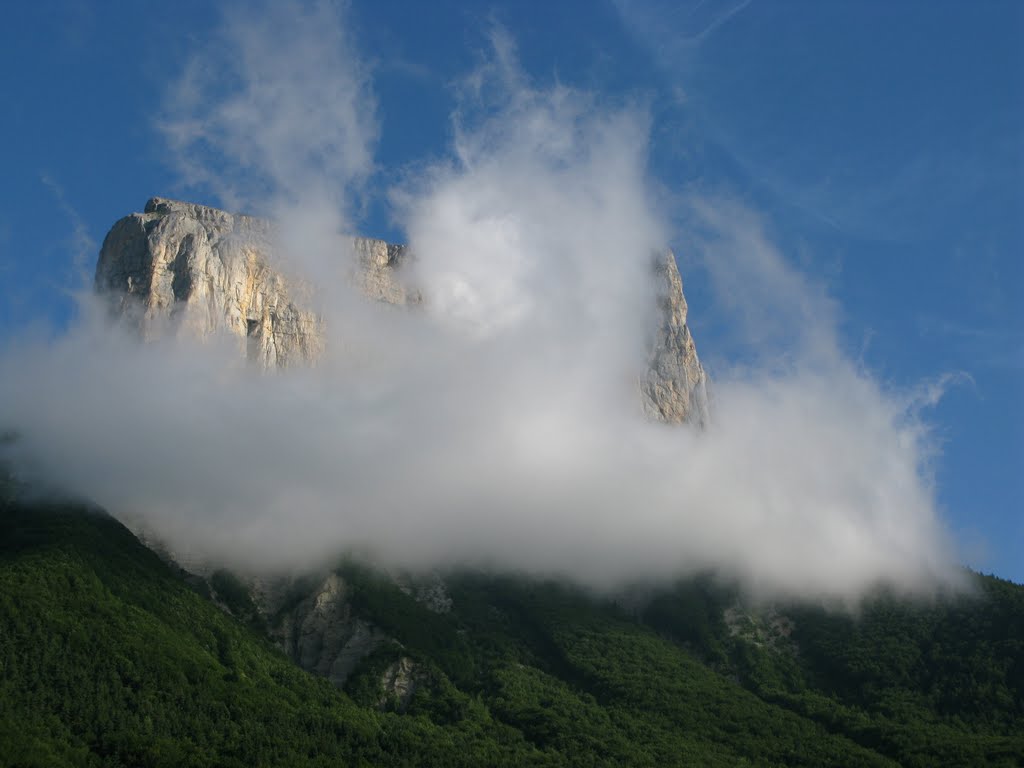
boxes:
[95,197,413,368]
[394,572,454,614]
[379,657,424,712]
[641,253,710,427]
[95,197,709,425]
[352,238,419,306]
[271,573,386,687]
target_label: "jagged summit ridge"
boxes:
[95,197,709,425]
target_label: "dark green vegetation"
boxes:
[1,496,1022,767]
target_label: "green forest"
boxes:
[1,491,1022,767]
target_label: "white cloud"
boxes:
[160,0,376,283]
[40,174,96,285]
[0,12,963,603]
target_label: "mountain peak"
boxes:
[95,198,709,426]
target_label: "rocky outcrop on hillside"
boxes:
[95,197,709,426]
[270,573,387,687]
[379,656,425,713]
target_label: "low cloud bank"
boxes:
[0,3,962,602]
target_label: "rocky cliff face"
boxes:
[642,254,710,428]
[269,573,386,688]
[96,197,708,423]
[94,197,417,369]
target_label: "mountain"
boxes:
[94,197,710,426]
[1,490,1022,767]
[1,199,1021,765]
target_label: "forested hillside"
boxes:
[1,495,1021,767]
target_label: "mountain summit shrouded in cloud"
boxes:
[0,1,963,601]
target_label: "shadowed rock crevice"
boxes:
[170,235,194,301]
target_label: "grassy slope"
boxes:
[1,497,1022,766]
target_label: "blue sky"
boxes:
[1,1,1021,585]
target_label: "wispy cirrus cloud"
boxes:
[917,315,1024,372]
[614,0,754,61]
[160,0,377,246]
[40,174,96,283]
